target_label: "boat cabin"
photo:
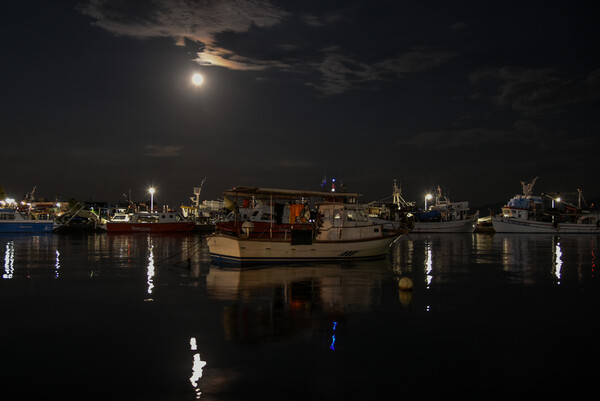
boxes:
[131,212,186,223]
[0,209,18,221]
[315,202,383,241]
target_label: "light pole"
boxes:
[425,193,433,210]
[149,187,155,212]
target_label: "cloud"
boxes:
[470,67,600,114]
[398,127,524,149]
[301,13,345,27]
[80,0,289,70]
[374,50,456,76]
[80,1,455,95]
[449,22,467,31]
[194,46,290,71]
[312,49,456,95]
[276,159,314,168]
[145,145,182,158]
[80,0,287,44]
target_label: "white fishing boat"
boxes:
[207,187,405,265]
[106,211,195,233]
[369,182,478,233]
[411,186,479,233]
[491,178,600,233]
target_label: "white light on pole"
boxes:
[149,187,156,212]
[425,194,433,210]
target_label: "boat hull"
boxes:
[207,232,400,265]
[410,217,478,233]
[491,217,600,233]
[0,222,54,233]
[106,222,196,233]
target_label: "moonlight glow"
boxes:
[192,73,204,86]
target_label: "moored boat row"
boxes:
[1,177,598,266]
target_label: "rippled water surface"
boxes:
[1,233,599,400]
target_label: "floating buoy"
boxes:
[398,276,414,291]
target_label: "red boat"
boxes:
[106,212,196,233]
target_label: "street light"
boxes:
[425,194,433,210]
[149,187,155,212]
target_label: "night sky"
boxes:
[3,1,599,209]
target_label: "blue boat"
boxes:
[0,208,54,233]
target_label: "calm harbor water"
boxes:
[1,232,599,400]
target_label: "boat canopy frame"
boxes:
[222,186,362,202]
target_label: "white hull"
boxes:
[411,216,478,233]
[207,232,400,265]
[491,216,600,233]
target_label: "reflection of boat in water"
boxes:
[474,215,495,233]
[106,212,196,233]
[491,178,600,233]
[0,208,54,233]
[206,261,390,342]
[207,187,404,266]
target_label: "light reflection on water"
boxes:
[1,233,600,399]
[146,236,155,299]
[189,337,206,399]
[3,240,14,279]
[389,233,600,289]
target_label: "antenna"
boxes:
[520,177,538,197]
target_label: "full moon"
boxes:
[192,73,204,86]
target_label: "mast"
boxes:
[192,177,206,208]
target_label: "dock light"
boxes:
[553,197,561,208]
[149,187,156,212]
[425,194,433,210]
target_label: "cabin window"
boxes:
[347,210,356,221]
[0,214,15,220]
[347,209,369,222]
[358,210,369,222]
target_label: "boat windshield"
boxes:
[346,209,369,222]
